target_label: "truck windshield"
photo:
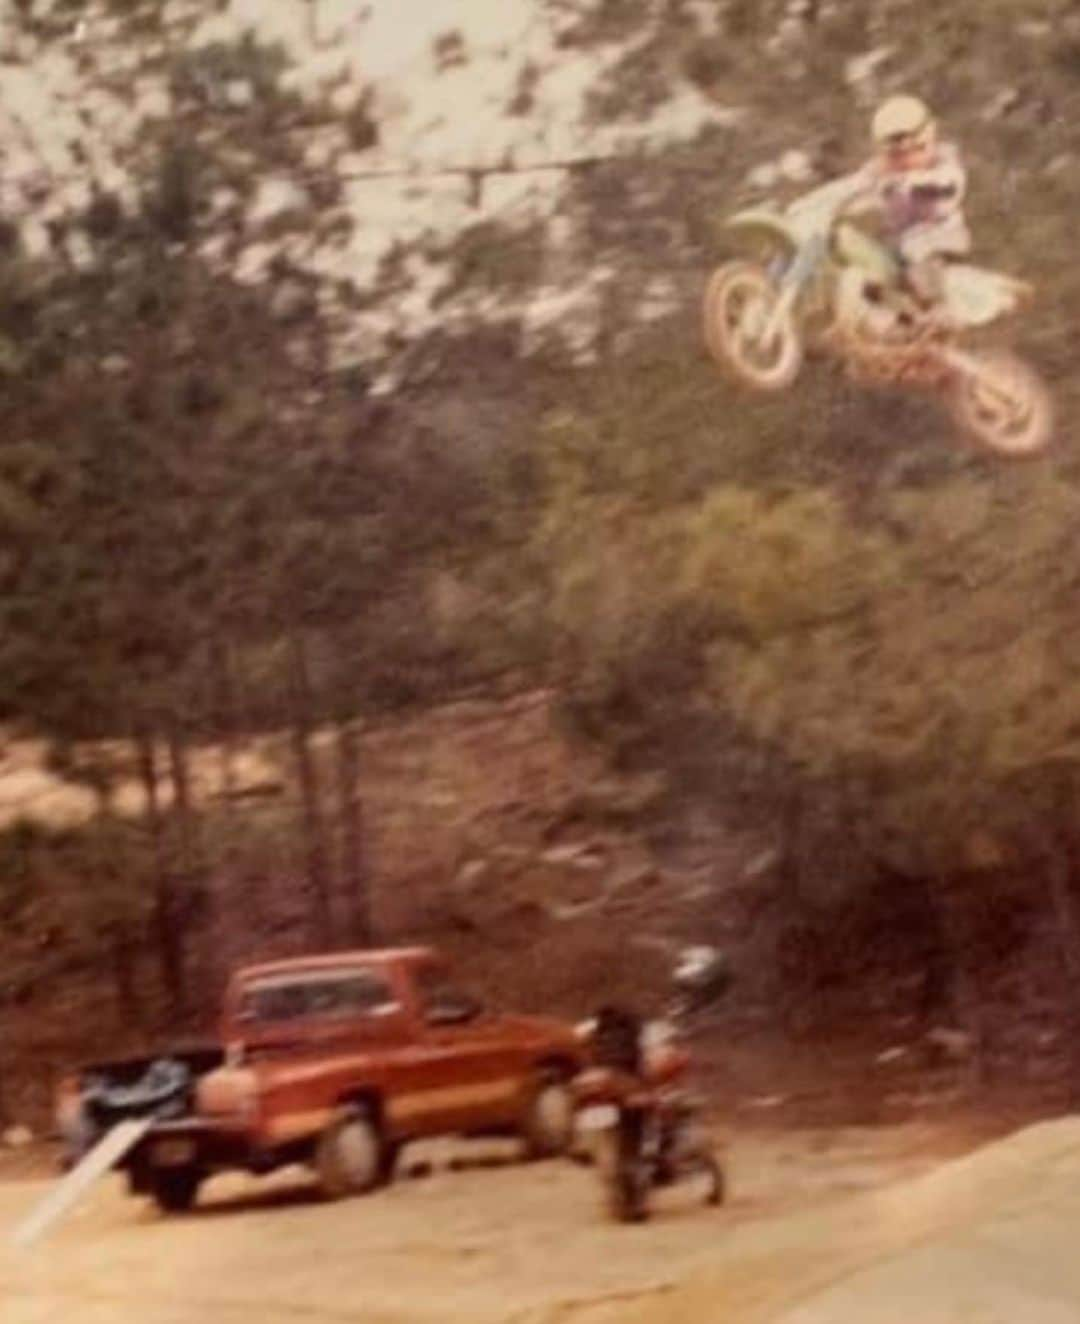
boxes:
[236,970,398,1025]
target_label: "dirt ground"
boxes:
[0,1121,1001,1324]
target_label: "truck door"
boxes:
[388,963,519,1136]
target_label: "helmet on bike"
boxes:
[871,95,936,167]
[672,946,730,1008]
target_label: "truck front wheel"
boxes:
[315,1109,384,1199]
[521,1073,575,1159]
[149,1167,202,1214]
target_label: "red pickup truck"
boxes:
[56,947,585,1213]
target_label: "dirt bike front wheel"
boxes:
[703,261,804,392]
[948,348,1054,459]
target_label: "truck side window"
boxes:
[329,974,397,1016]
[238,971,397,1023]
[416,964,482,1023]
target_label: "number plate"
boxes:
[577,1104,618,1132]
[152,1138,196,1167]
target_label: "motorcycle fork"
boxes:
[761,236,821,343]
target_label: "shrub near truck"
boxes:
[57,946,585,1213]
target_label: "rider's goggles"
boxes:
[881,130,927,164]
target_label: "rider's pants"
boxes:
[896,219,971,308]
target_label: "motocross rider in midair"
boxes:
[829,95,970,327]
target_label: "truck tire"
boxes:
[379,1139,403,1185]
[314,1108,384,1199]
[521,1073,575,1159]
[149,1166,202,1214]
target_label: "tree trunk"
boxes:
[1032,777,1080,1106]
[934,873,990,1086]
[109,924,138,1025]
[89,779,141,1027]
[1044,830,1080,1105]
[135,731,186,1018]
[167,720,206,1015]
[213,637,239,891]
[335,717,372,944]
[287,629,334,946]
[209,636,254,961]
[211,638,242,810]
[167,722,199,876]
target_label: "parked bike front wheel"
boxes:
[596,1112,651,1223]
[606,1149,650,1223]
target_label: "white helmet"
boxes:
[672,945,730,1003]
[871,94,935,149]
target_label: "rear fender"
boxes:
[943,266,1034,328]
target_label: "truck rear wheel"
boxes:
[149,1166,202,1214]
[379,1139,402,1185]
[521,1073,575,1159]
[315,1109,384,1199]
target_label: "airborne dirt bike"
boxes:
[574,1006,725,1223]
[703,179,1054,458]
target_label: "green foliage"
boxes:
[171,34,289,111]
[544,0,652,49]
[431,222,547,308]
[712,471,1080,783]
[0,193,542,759]
[533,314,1080,875]
[342,90,380,151]
[0,813,148,949]
[142,137,207,242]
[681,486,899,639]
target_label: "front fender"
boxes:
[721,208,799,256]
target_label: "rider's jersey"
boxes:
[846,139,971,257]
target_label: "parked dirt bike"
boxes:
[574,1006,725,1223]
[703,178,1054,458]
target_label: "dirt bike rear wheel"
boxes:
[703,261,803,392]
[948,348,1053,459]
